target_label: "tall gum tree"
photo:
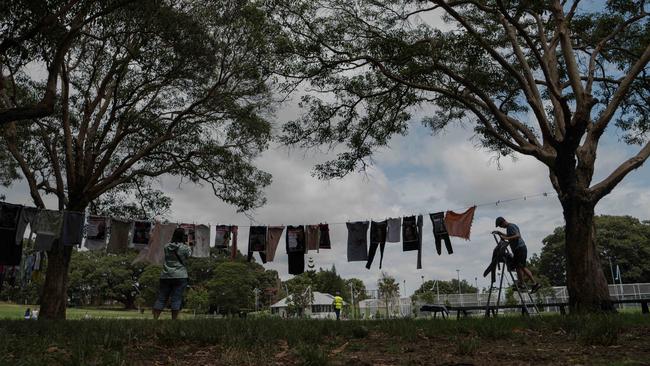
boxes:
[0,0,278,319]
[272,0,650,311]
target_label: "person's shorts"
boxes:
[512,246,527,269]
[153,278,188,311]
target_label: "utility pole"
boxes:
[456,269,462,306]
[475,277,479,305]
[349,282,355,320]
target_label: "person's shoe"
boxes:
[530,283,542,294]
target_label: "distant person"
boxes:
[152,228,193,320]
[24,308,31,320]
[31,309,39,320]
[493,217,541,293]
[332,292,343,320]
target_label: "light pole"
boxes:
[349,282,355,320]
[475,277,479,305]
[456,269,462,306]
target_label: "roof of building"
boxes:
[271,291,347,308]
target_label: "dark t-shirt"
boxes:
[506,223,526,251]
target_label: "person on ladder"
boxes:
[493,217,542,294]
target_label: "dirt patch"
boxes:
[126,327,650,366]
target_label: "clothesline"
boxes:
[163,190,558,228]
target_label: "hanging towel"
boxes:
[248,226,268,263]
[445,206,476,240]
[286,225,306,275]
[346,221,369,262]
[133,222,176,265]
[33,209,63,251]
[192,224,210,258]
[230,226,238,260]
[15,206,38,245]
[266,226,284,262]
[85,216,108,251]
[107,219,131,253]
[318,224,331,249]
[306,225,320,252]
[131,221,152,248]
[62,212,84,246]
[366,220,387,269]
[386,217,401,243]
[0,203,22,265]
[214,225,231,249]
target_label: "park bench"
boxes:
[444,298,650,319]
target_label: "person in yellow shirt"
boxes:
[332,292,343,320]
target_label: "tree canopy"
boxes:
[272,0,650,311]
[538,215,650,286]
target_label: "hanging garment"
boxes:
[133,222,176,265]
[386,217,401,243]
[430,212,453,255]
[366,220,387,269]
[247,226,268,263]
[444,206,476,240]
[318,224,331,249]
[416,214,423,270]
[286,225,305,275]
[179,223,196,246]
[483,240,514,283]
[62,212,84,247]
[23,254,35,285]
[265,226,284,262]
[214,225,231,249]
[192,224,210,258]
[107,219,131,254]
[131,221,152,249]
[305,225,320,252]
[33,209,63,252]
[346,221,369,262]
[230,226,238,260]
[15,206,38,245]
[0,203,22,265]
[85,216,108,251]
[402,216,419,251]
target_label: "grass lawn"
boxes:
[0,302,172,320]
[1,309,649,366]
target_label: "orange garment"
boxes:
[444,206,476,240]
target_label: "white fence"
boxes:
[360,283,650,317]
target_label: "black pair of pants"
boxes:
[366,221,387,269]
[430,212,453,255]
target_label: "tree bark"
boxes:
[39,199,86,320]
[561,196,614,312]
[39,242,74,319]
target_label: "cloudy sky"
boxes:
[6,94,648,296]
[3,2,649,296]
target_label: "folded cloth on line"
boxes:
[444,206,476,240]
[386,217,401,243]
[266,226,284,262]
[306,225,320,252]
[131,221,152,248]
[62,211,84,247]
[15,206,38,245]
[248,226,267,263]
[85,216,108,251]
[318,224,331,249]
[33,209,63,252]
[192,224,210,258]
[347,221,369,262]
[107,219,131,254]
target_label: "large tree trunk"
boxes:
[39,243,74,319]
[561,197,614,312]
[39,200,86,320]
